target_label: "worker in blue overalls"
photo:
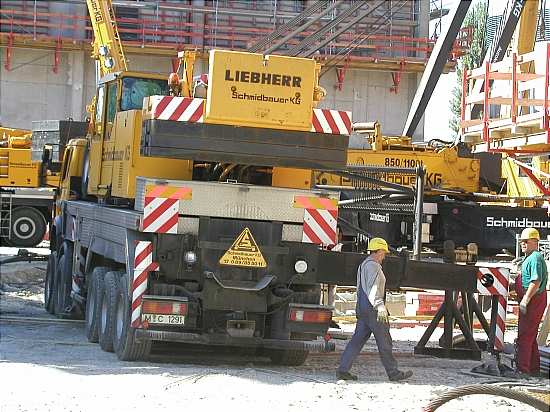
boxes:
[336,237,412,382]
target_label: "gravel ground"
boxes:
[1,245,548,412]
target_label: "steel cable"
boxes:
[423,384,549,412]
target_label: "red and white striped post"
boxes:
[476,267,510,352]
[131,240,159,328]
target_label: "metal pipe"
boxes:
[338,194,411,205]
[286,1,365,56]
[218,164,237,181]
[248,0,329,53]
[412,166,425,260]
[263,0,343,55]
[508,156,550,179]
[302,0,387,58]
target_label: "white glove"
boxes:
[376,305,389,324]
[519,296,529,315]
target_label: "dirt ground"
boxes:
[1,245,548,412]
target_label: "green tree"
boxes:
[449,0,488,137]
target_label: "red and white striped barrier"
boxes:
[477,267,510,351]
[131,241,159,328]
[145,95,351,136]
[142,184,192,234]
[302,208,338,246]
[311,108,352,135]
[146,95,205,123]
[294,195,339,246]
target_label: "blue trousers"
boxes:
[337,307,399,378]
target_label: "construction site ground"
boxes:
[1,244,548,412]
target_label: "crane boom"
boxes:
[86,0,128,76]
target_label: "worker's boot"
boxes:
[336,371,358,381]
[388,370,413,382]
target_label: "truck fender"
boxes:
[51,215,63,252]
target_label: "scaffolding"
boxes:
[461,43,550,200]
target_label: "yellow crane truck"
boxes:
[0,123,86,247]
[315,121,549,255]
[42,0,354,364]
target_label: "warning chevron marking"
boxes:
[219,227,267,268]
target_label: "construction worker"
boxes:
[336,237,412,382]
[515,227,548,375]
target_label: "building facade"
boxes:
[0,0,463,140]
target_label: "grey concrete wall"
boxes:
[0,50,175,129]
[1,49,422,141]
[320,68,424,145]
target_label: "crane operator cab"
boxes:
[81,71,193,202]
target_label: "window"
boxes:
[105,82,119,140]
[95,85,105,126]
[60,147,73,182]
[121,77,169,111]
[106,82,118,124]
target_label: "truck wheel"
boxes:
[99,271,119,352]
[54,241,74,316]
[44,252,57,314]
[7,207,47,247]
[113,272,151,361]
[85,266,109,343]
[268,349,309,366]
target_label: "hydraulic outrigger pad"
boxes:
[471,353,518,378]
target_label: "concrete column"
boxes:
[417,0,430,38]
[68,51,85,121]
[192,0,205,47]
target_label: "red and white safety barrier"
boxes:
[145,95,351,135]
[131,241,159,328]
[477,267,510,351]
[147,95,205,122]
[302,208,338,246]
[311,108,352,135]
[293,195,338,246]
[142,185,192,234]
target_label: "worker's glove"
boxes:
[376,305,389,324]
[519,296,529,315]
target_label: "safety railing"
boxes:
[0,7,470,65]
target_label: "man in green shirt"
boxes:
[515,227,548,375]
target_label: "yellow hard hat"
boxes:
[520,227,540,240]
[367,237,389,253]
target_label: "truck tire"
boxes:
[44,252,57,314]
[113,272,151,361]
[99,271,119,352]
[85,266,109,343]
[6,207,47,247]
[54,241,74,316]
[268,349,309,366]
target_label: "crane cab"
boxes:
[85,71,193,200]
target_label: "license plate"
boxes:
[141,313,185,325]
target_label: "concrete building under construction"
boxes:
[0,0,467,140]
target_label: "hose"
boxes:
[423,384,549,412]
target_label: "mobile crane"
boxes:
[43,0,352,364]
[315,120,549,255]
[0,124,85,247]
[39,0,485,365]
[315,0,549,256]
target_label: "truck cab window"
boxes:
[94,85,105,136]
[106,82,118,124]
[60,147,73,181]
[121,77,168,111]
[105,82,119,140]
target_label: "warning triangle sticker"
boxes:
[219,227,267,268]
